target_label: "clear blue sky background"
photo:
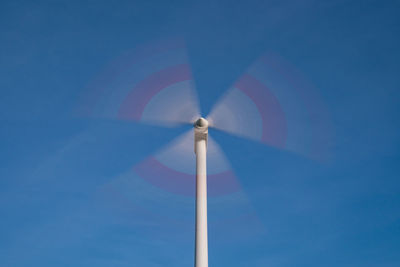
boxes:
[1,0,399,266]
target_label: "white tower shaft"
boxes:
[194,118,209,267]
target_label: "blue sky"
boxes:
[1,0,399,266]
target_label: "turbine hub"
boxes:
[194,118,208,151]
[194,117,209,130]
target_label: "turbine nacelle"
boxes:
[194,117,208,153]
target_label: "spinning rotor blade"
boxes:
[133,130,240,196]
[77,38,200,127]
[207,53,333,161]
[97,130,264,240]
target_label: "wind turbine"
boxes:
[78,38,332,266]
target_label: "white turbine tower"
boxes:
[194,117,209,267]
